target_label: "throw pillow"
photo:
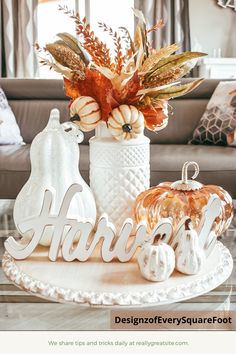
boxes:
[0,87,24,145]
[227,129,236,146]
[189,81,236,146]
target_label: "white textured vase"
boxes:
[89,122,150,231]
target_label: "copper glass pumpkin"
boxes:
[134,161,233,236]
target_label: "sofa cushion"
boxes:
[149,144,236,196]
[1,143,236,198]
[1,144,236,174]
[80,144,236,172]
[0,144,30,171]
[9,100,70,144]
[8,98,209,146]
[145,99,208,144]
[150,144,236,172]
[0,78,233,145]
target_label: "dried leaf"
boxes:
[134,26,142,49]
[46,42,86,79]
[133,8,148,58]
[137,81,180,96]
[144,67,184,88]
[92,63,116,80]
[151,79,204,99]
[140,43,179,73]
[146,52,207,79]
[147,20,164,33]
[177,63,193,77]
[135,42,145,71]
[133,8,146,24]
[57,32,90,64]
[119,26,135,57]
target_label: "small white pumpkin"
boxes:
[108,104,144,140]
[70,96,101,132]
[175,219,206,275]
[138,234,175,282]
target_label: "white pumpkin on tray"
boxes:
[138,234,175,282]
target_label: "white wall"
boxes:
[189,0,236,57]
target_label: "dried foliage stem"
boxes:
[98,22,125,74]
[58,4,113,69]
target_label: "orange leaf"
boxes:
[139,102,169,132]
[64,78,80,100]
[75,68,115,120]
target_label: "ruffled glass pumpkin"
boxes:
[134,161,233,236]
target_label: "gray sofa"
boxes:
[0,78,236,199]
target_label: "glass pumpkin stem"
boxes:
[182,161,200,184]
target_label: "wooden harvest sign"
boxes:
[4,184,221,262]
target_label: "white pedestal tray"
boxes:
[2,241,233,307]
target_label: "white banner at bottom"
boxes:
[0,331,235,354]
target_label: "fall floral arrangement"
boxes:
[37,6,206,140]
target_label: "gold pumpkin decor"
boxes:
[134,161,233,236]
[107,105,144,141]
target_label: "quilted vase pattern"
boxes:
[89,123,150,231]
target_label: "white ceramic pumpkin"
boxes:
[13,109,97,246]
[70,96,101,132]
[175,219,206,275]
[108,104,144,140]
[138,234,175,282]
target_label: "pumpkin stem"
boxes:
[70,114,81,122]
[153,234,164,245]
[185,218,192,231]
[181,161,199,184]
[122,123,132,133]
